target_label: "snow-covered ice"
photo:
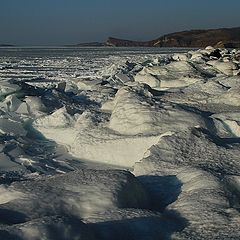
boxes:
[0,46,240,239]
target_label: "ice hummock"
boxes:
[0,47,240,239]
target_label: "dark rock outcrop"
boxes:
[214,41,240,48]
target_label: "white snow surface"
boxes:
[0,47,240,239]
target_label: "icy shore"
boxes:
[0,47,240,239]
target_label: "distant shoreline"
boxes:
[1,26,240,48]
[0,44,15,47]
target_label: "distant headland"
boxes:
[0,44,15,47]
[72,27,240,48]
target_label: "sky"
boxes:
[0,0,240,45]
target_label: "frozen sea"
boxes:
[0,46,240,240]
[0,46,191,80]
[0,47,192,172]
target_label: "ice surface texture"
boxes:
[0,47,240,239]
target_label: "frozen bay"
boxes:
[0,46,240,240]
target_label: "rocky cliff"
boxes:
[107,27,240,48]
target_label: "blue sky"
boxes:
[1,0,240,45]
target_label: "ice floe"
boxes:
[0,47,240,239]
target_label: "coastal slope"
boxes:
[106,27,240,47]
